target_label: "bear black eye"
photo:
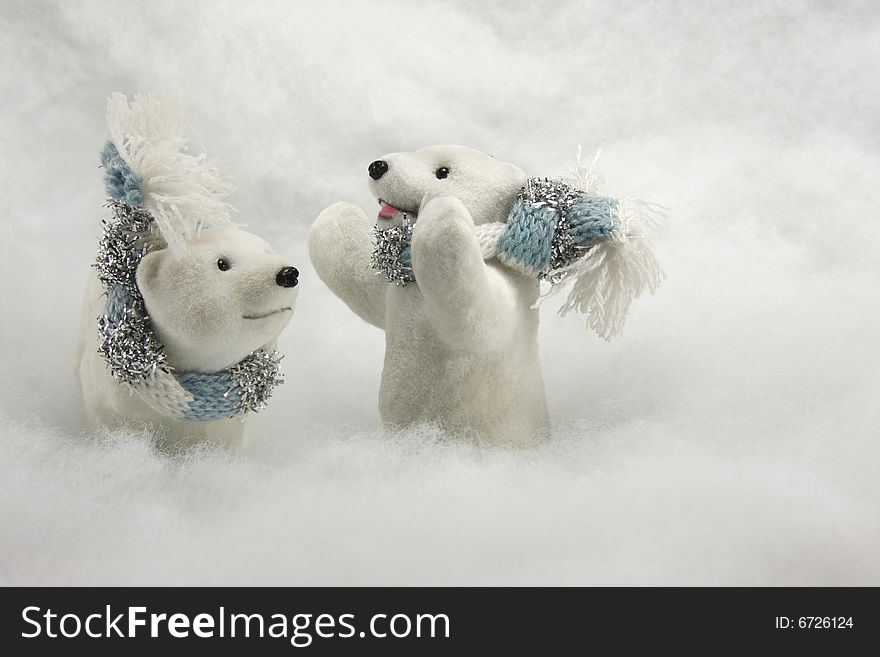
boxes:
[435,167,450,179]
[217,258,231,271]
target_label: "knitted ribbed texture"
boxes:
[178,371,241,420]
[121,351,283,422]
[492,190,618,279]
[494,201,558,276]
[135,369,194,418]
[475,222,505,260]
[567,196,616,245]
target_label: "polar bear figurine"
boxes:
[78,224,299,449]
[78,92,301,450]
[309,145,549,445]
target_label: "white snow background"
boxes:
[1,0,878,585]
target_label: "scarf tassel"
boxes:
[489,180,665,340]
[541,198,665,340]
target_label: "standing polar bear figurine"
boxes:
[309,145,663,445]
[77,94,299,449]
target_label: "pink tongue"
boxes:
[378,202,400,218]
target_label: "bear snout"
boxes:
[276,266,299,288]
[368,160,388,180]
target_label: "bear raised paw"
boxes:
[77,94,299,449]
[310,145,550,445]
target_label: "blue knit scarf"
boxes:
[370,174,663,340]
[371,177,617,284]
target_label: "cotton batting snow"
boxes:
[1,0,878,585]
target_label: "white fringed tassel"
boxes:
[548,199,665,340]
[568,144,603,196]
[106,92,235,255]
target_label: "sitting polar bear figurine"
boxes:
[77,93,299,449]
[310,145,549,445]
[78,225,299,449]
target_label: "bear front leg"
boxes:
[309,202,387,329]
[411,196,519,352]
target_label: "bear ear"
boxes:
[135,249,167,293]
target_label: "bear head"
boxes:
[136,227,298,373]
[367,145,526,226]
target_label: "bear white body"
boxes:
[78,227,298,449]
[309,145,549,445]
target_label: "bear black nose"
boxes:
[276,266,299,288]
[368,160,389,180]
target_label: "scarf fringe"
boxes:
[542,198,665,340]
[540,146,664,339]
[105,92,235,255]
[470,147,664,340]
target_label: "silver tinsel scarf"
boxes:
[518,177,584,279]
[95,200,155,296]
[228,349,284,414]
[371,214,416,286]
[369,178,590,286]
[95,200,168,385]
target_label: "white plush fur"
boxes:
[310,145,549,445]
[5,1,879,587]
[78,227,298,449]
